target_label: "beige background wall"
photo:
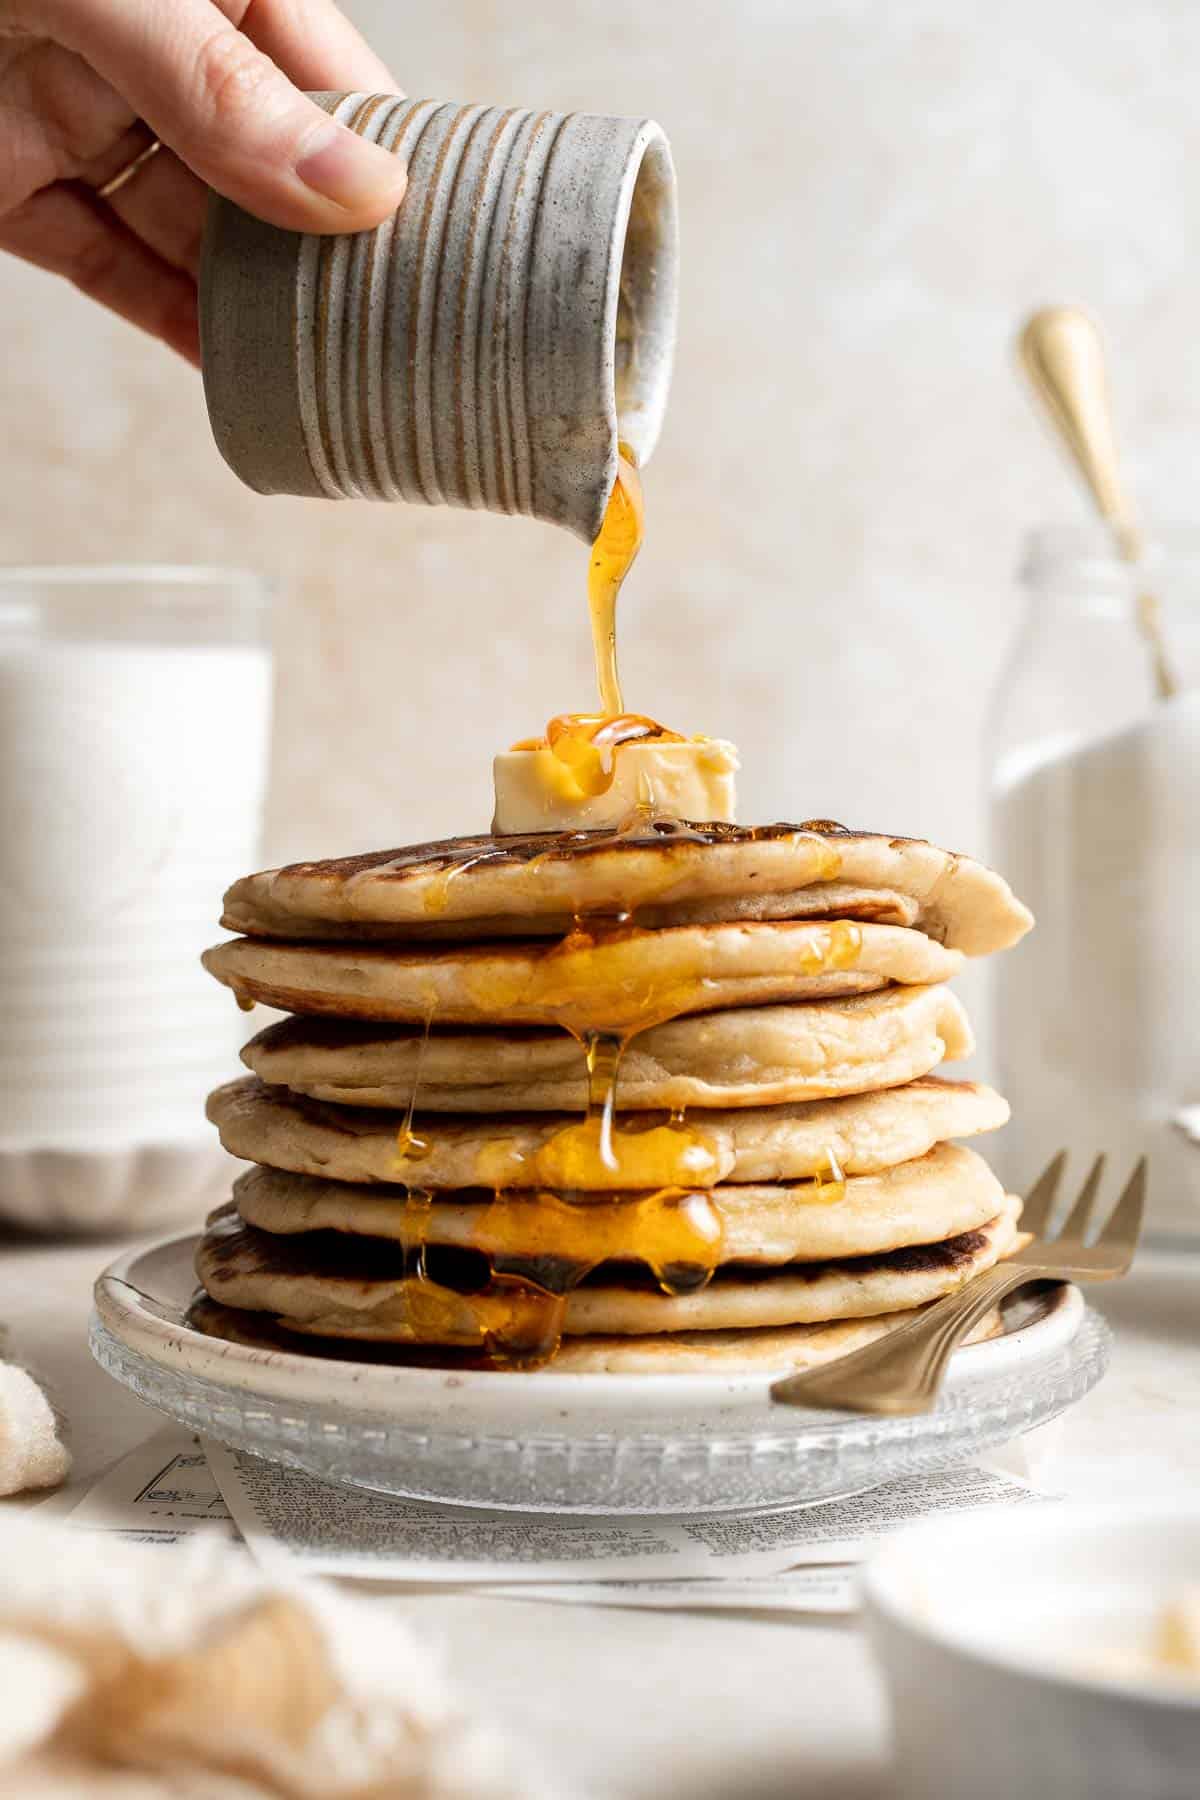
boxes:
[3,0,1198,1033]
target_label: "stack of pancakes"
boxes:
[196,823,1033,1374]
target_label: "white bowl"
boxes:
[0,1140,237,1235]
[862,1505,1200,1800]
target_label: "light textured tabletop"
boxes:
[1,1228,1197,1800]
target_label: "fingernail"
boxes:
[295,124,407,214]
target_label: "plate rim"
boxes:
[94,1228,1085,1410]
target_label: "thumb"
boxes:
[47,0,408,232]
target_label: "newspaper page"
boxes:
[667,1462,1054,1565]
[65,1429,238,1547]
[204,1439,732,1583]
[58,1425,1053,1610]
[203,1439,1052,1586]
[488,1566,859,1615]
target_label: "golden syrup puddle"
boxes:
[473,1108,721,1192]
[540,713,685,798]
[481,1187,722,1298]
[463,911,864,1038]
[794,1148,847,1206]
[798,919,862,975]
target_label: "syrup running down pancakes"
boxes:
[195,452,1034,1374]
[198,818,1031,1371]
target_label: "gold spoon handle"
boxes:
[1017,306,1177,701]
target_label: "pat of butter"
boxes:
[492,739,739,835]
[1086,1588,1200,1687]
[1157,1590,1200,1677]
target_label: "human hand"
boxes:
[0,0,408,363]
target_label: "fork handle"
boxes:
[770,1265,1045,1415]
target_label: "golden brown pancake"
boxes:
[202,920,962,1029]
[238,985,974,1112]
[208,1073,1008,1189]
[220,822,1032,956]
[188,1291,1004,1375]
[194,1196,1022,1341]
[230,1143,1007,1267]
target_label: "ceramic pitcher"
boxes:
[200,93,678,543]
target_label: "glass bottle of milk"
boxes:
[988,527,1200,1243]
[0,568,273,1235]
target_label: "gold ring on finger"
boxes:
[96,135,163,201]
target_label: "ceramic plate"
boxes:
[91,1232,1110,1514]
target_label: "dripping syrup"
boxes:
[463,1017,724,1361]
[420,847,507,918]
[390,939,725,1366]
[511,444,694,803]
[335,454,856,1367]
[383,1003,602,1368]
[796,1147,847,1206]
[590,440,643,718]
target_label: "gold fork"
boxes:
[770,1152,1145,1416]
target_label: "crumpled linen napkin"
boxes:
[0,1351,70,1495]
[1173,1106,1200,1145]
[0,1516,557,1799]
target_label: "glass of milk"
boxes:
[0,567,272,1234]
[988,527,1200,1242]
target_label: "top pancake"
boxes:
[221,822,1032,957]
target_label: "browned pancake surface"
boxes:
[220,821,1032,956]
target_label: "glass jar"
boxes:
[0,567,272,1234]
[987,527,1200,1243]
